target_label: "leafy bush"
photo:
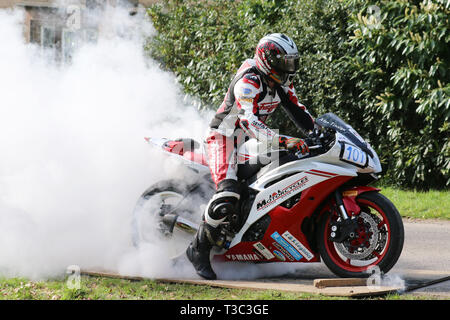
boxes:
[146,0,356,123]
[344,0,449,189]
[146,0,290,106]
[146,0,449,189]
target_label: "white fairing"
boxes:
[312,132,381,174]
[230,132,381,248]
[147,117,382,249]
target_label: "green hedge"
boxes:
[344,0,449,189]
[146,0,449,190]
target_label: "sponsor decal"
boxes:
[272,242,295,261]
[225,254,260,261]
[259,102,278,113]
[270,232,302,261]
[250,121,275,138]
[253,242,275,260]
[252,249,265,260]
[238,97,254,103]
[272,250,286,261]
[257,176,309,211]
[242,88,252,95]
[251,120,269,131]
[281,231,314,261]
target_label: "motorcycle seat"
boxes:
[237,150,297,181]
[237,162,264,180]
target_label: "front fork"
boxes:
[329,189,355,242]
[334,189,350,220]
[329,186,380,242]
[334,186,379,219]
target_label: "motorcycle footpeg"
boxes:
[214,230,231,249]
[207,224,233,249]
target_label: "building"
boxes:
[0,0,158,62]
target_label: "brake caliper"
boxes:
[329,218,359,243]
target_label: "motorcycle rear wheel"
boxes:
[317,191,404,278]
[131,179,209,258]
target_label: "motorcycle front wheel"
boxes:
[317,191,404,278]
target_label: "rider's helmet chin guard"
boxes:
[254,33,300,86]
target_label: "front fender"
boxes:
[341,186,380,215]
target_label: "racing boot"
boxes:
[186,222,219,280]
[186,179,240,280]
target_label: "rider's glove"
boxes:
[279,136,309,155]
[312,123,323,138]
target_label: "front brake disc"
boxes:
[334,212,379,260]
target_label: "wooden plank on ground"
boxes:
[314,278,368,289]
[318,285,400,297]
[81,270,401,297]
[156,278,400,297]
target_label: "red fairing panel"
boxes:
[183,151,208,166]
[163,140,184,155]
[215,176,352,263]
[162,140,208,167]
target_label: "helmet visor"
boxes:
[272,53,299,73]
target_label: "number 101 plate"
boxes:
[339,141,369,168]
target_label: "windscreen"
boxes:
[315,113,373,158]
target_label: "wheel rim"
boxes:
[134,191,194,257]
[324,198,391,273]
[135,191,183,242]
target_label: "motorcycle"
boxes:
[132,113,404,278]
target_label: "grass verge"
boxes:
[0,276,443,300]
[0,276,339,300]
[379,187,449,220]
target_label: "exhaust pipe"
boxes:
[162,214,199,234]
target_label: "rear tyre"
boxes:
[317,191,404,278]
[131,179,211,258]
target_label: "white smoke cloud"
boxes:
[0,4,323,283]
[0,5,208,280]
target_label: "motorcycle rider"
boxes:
[186,33,315,280]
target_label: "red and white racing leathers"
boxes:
[207,59,315,187]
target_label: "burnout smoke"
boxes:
[0,5,207,280]
[0,4,334,283]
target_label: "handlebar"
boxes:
[294,126,336,159]
[258,127,336,161]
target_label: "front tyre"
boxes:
[317,191,404,278]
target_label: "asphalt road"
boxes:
[394,219,450,272]
[391,219,450,297]
[256,219,450,297]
